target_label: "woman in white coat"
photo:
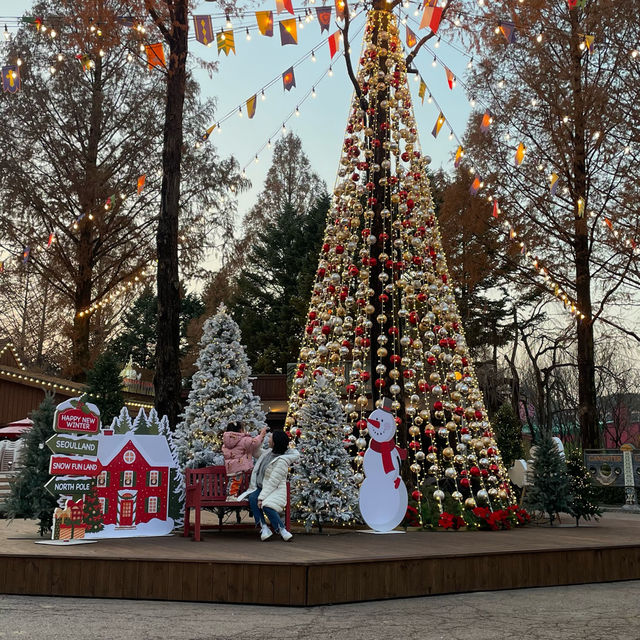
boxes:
[244,429,300,541]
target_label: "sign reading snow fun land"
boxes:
[46,397,184,541]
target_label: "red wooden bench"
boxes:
[183,465,291,541]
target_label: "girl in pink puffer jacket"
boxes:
[222,424,268,499]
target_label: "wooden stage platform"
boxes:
[1,513,640,606]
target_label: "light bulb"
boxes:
[295,106,300,116]
[261,90,266,101]
[3,25,10,41]
[246,29,251,41]
[312,86,316,98]
[432,56,437,67]
[328,66,333,76]
[311,50,316,62]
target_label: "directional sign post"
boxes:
[44,475,95,497]
[49,455,100,477]
[46,434,99,457]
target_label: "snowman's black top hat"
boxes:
[380,397,393,413]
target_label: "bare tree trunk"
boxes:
[70,56,104,381]
[569,13,599,449]
[154,1,188,428]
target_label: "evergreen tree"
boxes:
[566,449,602,526]
[160,412,185,528]
[291,377,359,532]
[109,287,205,370]
[6,394,58,535]
[493,403,524,470]
[82,485,104,533]
[524,437,571,525]
[111,407,133,435]
[85,351,124,426]
[132,408,152,435]
[230,194,329,373]
[173,304,266,469]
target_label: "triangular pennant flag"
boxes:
[499,20,516,44]
[480,110,492,132]
[420,5,443,33]
[22,246,30,263]
[431,112,445,138]
[279,19,297,45]
[604,217,613,230]
[515,142,526,165]
[406,25,417,48]
[316,7,332,32]
[137,174,146,195]
[328,31,341,59]
[75,54,92,71]
[492,199,499,218]
[470,176,481,195]
[193,15,214,46]
[47,233,55,248]
[584,34,595,53]
[276,0,294,15]
[418,78,427,104]
[1,65,20,94]
[454,146,464,168]
[256,11,274,37]
[335,0,345,20]
[202,124,216,141]
[445,67,455,89]
[282,66,296,91]
[0,261,4,273]
[145,43,165,70]
[577,198,585,217]
[550,172,559,195]
[217,30,236,55]
[246,95,257,119]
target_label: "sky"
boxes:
[5,0,473,266]
[5,2,639,347]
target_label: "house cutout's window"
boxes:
[149,470,159,487]
[99,498,106,514]
[97,471,107,487]
[123,470,134,487]
[148,497,158,514]
[123,450,136,464]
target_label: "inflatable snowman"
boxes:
[359,401,408,532]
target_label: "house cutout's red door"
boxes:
[120,498,134,526]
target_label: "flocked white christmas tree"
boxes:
[291,376,360,532]
[174,303,266,469]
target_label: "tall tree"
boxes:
[229,194,330,373]
[459,0,640,447]
[1,1,244,386]
[85,350,125,426]
[109,286,204,370]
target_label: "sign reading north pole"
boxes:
[54,397,101,435]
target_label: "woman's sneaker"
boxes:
[260,524,273,541]
[278,527,293,542]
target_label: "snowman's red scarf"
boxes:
[369,438,407,474]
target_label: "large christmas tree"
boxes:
[174,304,266,469]
[285,8,514,513]
[291,377,360,531]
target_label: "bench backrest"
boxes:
[186,465,250,500]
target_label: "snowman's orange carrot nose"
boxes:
[367,418,380,429]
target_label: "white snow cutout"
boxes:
[358,405,408,532]
[85,518,177,539]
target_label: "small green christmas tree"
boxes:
[82,485,104,533]
[85,351,125,426]
[6,394,58,535]
[566,448,601,526]
[493,403,524,469]
[111,407,133,435]
[290,376,359,532]
[524,436,571,525]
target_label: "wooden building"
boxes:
[0,340,289,429]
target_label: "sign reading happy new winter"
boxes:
[359,399,408,532]
[47,397,184,540]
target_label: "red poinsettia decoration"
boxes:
[402,505,420,527]
[439,512,466,530]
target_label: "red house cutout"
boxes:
[95,435,173,529]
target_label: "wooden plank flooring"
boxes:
[2,513,640,605]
